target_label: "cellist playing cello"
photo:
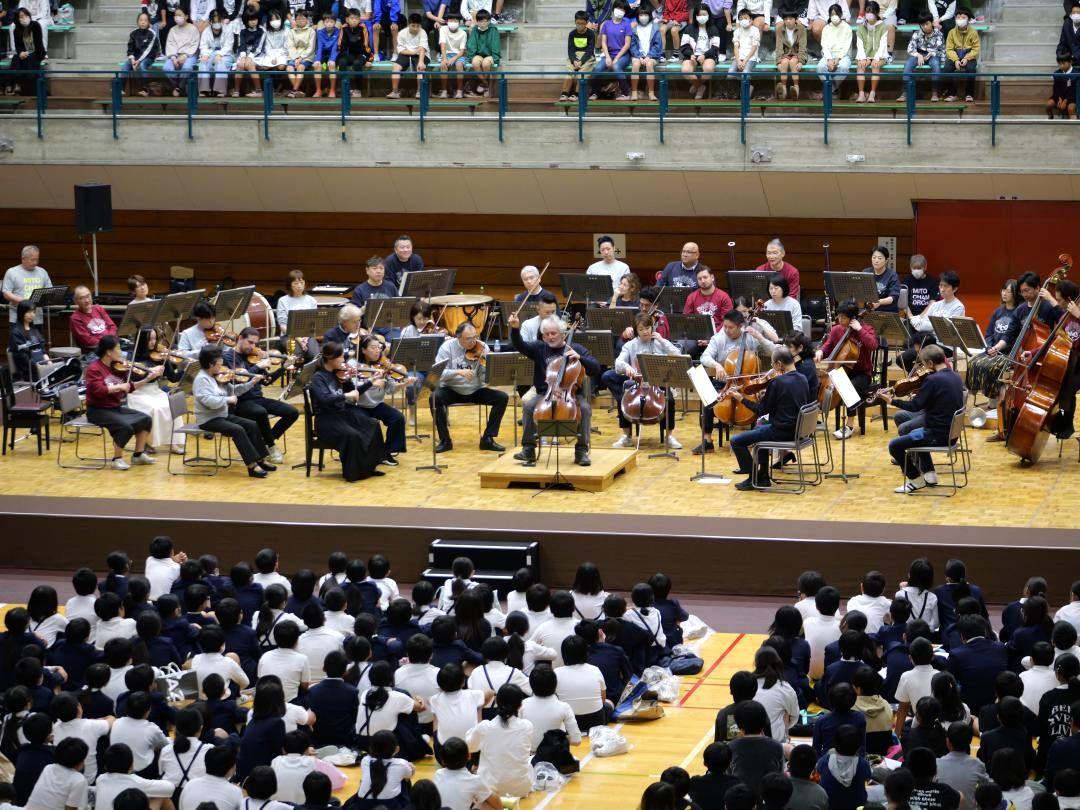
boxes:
[1036,279,1080,440]
[815,299,879,441]
[508,312,600,468]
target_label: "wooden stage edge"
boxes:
[1,495,1076,601]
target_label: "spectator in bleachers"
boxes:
[728,8,761,85]
[854,1,889,103]
[163,7,200,96]
[817,5,852,95]
[460,0,490,28]
[284,10,316,97]
[1061,4,1080,60]
[943,7,978,102]
[775,10,808,99]
[233,10,268,97]
[661,0,690,62]
[373,0,405,58]
[929,0,957,36]
[311,13,338,98]
[1049,51,1078,119]
[735,0,769,32]
[806,0,846,42]
[630,6,662,100]
[387,12,426,98]
[197,10,235,97]
[123,12,161,96]
[678,5,722,100]
[591,1,633,100]
[899,12,943,101]
[560,12,596,101]
[257,10,290,87]
[420,0,445,52]
[437,12,468,97]
[466,9,500,98]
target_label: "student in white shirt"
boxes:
[429,663,491,751]
[523,584,554,641]
[845,570,892,634]
[468,637,531,704]
[411,581,446,629]
[65,569,101,643]
[434,737,501,810]
[253,585,307,649]
[158,708,211,793]
[506,569,532,617]
[794,571,828,620]
[466,684,534,799]
[555,635,609,731]
[102,639,135,702]
[50,692,113,783]
[532,592,580,668]
[355,730,416,808]
[394,635,441,729]
[520,666,581,751]
[504,612,557,675]
[751,646,800,742]
[893,637,938,735]
[94,593,137,651]
[257,622,311,703]
[270,730,319,803]
[478,584,507,633]
[296,606,345,683]
[366,554,400,610]
[144,535,187,600]
[625,583,666,664]
[314,551,349,596]
[570,562,609,621]
[1020,642,1061,715]
[897,558,940,633]
[586,236,630,294]
[356,662,424,743]
[178,744,244,810]
[27,586,69,648]
[253,548,293,595]
[95,742,176,809]
[27,737,90,810]
[190,624,250,698]
[803,586,842,680]
[109,692,169,775]
[322,588,356,635]
[241,766,295,810]
[440,558,477,612]
[1055,581,1080,636]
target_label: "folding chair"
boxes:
[751,402,823,494]
[56,385,108,470]
[901,407,968,497]
[167,390,232,476]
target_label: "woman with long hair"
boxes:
[751,645,799,742]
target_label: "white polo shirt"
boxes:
[555,663,605,716]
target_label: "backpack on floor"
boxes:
[532,729,580,775]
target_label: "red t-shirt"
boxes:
[820,322,878,376]
[83,359,128,409]
[683,288,733,332]
[663,0,689,23]
[70,305,118,350]
[755,260,802,301]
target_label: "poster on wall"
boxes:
[877,236,897,272]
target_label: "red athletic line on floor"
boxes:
[678,633,746,707]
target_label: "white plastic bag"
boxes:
[589,726,630,757]
[682,614,710,641]
[642,666,680,703]
[532,762,567,792]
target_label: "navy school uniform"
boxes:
[185,611,219,630]
[783,662,812,710]
[367,634,402,666]
[126,601,156,621]
[978,700,1038,739]
[236,715,286,780]
[816,658,864,708]
[654,597,689,649]
[99,575,129,600]
[1044,733,1080,791]
[46,639,103,689]
[587,641,634,703]
[306,677,359,749]
[999,600,1024,643]
[812,709,867,756]
[205,574,234,606]
[789,637,812,677]
[81,688,115,719]
[933,581,988,635]
[0,632,45,689]
[343,580,382,618]
[882,643,947,704]
[205,696,247,737]
[377,618,425,653]
[162,616,201,660]
[946,636,1009,716]
[171,576,219,602]
[145,636,184,669]
[28,684,54,712]
[874,622,906,652]
[431,639,483,670]
[13,742,54,805]
[606,618,653,676]
[233,583,265,626]
[690,771,741,810]
[286,594,323,618]
[223,623,261,683]
[1007,624,1051,671]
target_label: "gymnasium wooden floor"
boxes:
[2,388,1079,530]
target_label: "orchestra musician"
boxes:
[814,300,879,440]
[896,270,964,371]
[965,279,1021,421]
[352,335,407,461]
[276,269,318,363]
[773,331,820,470]
[223,327,300,465]
[879,344,964,493]
[193,345,277,479]
[1036,278,1080,439]
[398,301,444,410]
[603,313,683,451]
[680,266,733,360]
[431,323,507,454]
[508,312,599,467]
[128,326,186,455]
[515,293,560,403]
[1015,271,1059,326]
[693,309,775,455]
[178,301,218,359]
[620,287,670,343]
[83,335,158,471]
[728,347,810,491]
[322,304,364,362]
[308,341,389,481]
[514,265,547,303]
[70,286,118,364]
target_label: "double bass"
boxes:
[1004,254,1074,463]
[535,315,586,426]
[713,300,766,427]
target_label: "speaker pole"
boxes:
[92,232,99,295]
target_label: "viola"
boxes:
[149,348,187,364]
[465,341,488,367]
[865,363,931,405]
[214,368,258,384]
[204,324,238,347]
[535,315,586,425]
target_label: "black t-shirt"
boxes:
[902,273,939,315]
[909,781,961,810]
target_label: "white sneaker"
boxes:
[171,445,186,455]
[666,435,683,450]
[894,476,926,494]
[269,447,284,464]
[612,434,632,448]
[833,426,854,440]
[132,453,156,465]
[923,471,938,486]
[110,457,131,470]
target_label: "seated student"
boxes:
[932,671,972,729]
[677,6,721,101]
[589,0,633,100]
[989,748,1037,810]
[304,650,359,749]
[46,619,100,692]
[163,7,200,95]
[110,691,169,776]
[190,624,250,698]
[311,14,338,99]
[179,744,243,810]
[978,671,1037,738]
[1041,621,1080,668]
[1049,51,1078,119]
[12,712,55,805]
[158,707,210,795]
[760,635,810,712]
[894,636,939,736]
[81,663,116,719]
[338,10,374,96]
[902,697,947,757]
[649,573,689,649]
[270,730,319,803]
[817,4,853,95]
[774,10,809,99]
[121,11,161,95]
[155,594,198,661]
[254,584,306,650]
[433,736,501,810]
[356,661,424,751]
[244,767,294,810]
[94,743,176,810]
[578,620,633,704]
[813,683,867,756]
[468,636,531,710]
[629,6,661,100]
[818,630,868,708]
[974,783,1006,810]
[428,663,489,764]
[569,563,609,623]
[533,591,582,668]
[847,571,891,634]
[27,736,90,810]
[430,616,484,670]
[728,701,785,796]
[804,586,842,681]
[257,622,311,703]
[523,582,553,632]
[854,0,888,102]
[1009,596,1056,671]
[1037,654,1080,773]
[386,13,426,99]
[816,724,871,810]
[728,8,761,85]
[520,665,581,752]
[556,634,611,732]
[115,665,175,733]
[297,606,346,684]
[1022,642,1061,716]
[624,582,667,666]
[978,696,1036,773]
[50,691,113,783]
[1053,768,1080,810]
[477,585,507,634]
[899,13,945,101]
[598,595,650,675]
[786,743,830,810]
[285,11,316,98]
[466,9,500,97]
[877,596,912,652]
[101,639,134,703]
[466,684,533,801]
[687,743,741,808]
[942,7,979,102]
[232,12,267,98]
[850,666,893,755]
[905,745,963,810]
[935,722,989,808]
[215,598,259,684]
[1002,577,1049,644]
[65,568,102,641]
[770,604,812,678]
[394,635,440,734]
[658,766,696,810]
[203,674,247,738]
[438,12,469,98]
[83,335,158,471]
[715,670,763,741]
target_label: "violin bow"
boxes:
[512,262,551,321]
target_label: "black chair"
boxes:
[300,386,338,476]
[1,366,51,456]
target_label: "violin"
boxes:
[111,359,152,380]
[713,299,766,427]
[465,341,488,367]
[214,368,258,384]
[246,348,288,369]
[204,324,238,347]
[376,355,410,382]
[535,315,586,425]
[149,348,187,364]
[865,363,931,405]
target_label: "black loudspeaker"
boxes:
[74,183,113,234]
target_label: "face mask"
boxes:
[211,22,221,31]
[865,12,876,21]
[611,8,624,19]
[911,268,925,279]
[955,17,968,27]
[1071,12,1080,21]
[174,15,184,23]
[640,14,652,24]
[830,14,840,23]
[738,17,750,26]
[448,19,459,29]
[696,13,708,23]
[270,18,281,27]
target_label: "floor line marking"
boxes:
[678,633,746,708]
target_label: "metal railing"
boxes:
[4,67,1076,145]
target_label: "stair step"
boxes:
[420,567,520,599]
[428,537,539,573]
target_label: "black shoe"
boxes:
[513,446,537,463]
[691,440,714,455]
[435,440,453,453]
[248,466,268,478]
[734,478,756,491]
[771,452,796,470]
[370,469,386,476]
[259,461,278,471]
[575,448,591,466]
[731,467,752,475]
[380,457,399,467]
[479,437,505,452]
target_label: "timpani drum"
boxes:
[313,295,350,308]
[429,294,493,334]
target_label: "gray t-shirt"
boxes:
[3,264,52,323]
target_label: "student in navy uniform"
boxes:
[199,555,234,606]
[228,564,265,628]
[813,683,867,757]
[933,558,990,646]
[202,674,247,740]
[688,742,740,809]
[1007,596,1055,671]
[817,631,867,709]
[46,618,102,690]
[875,597,911,652]
[306,650,359,749]
[81,663,116,719]
[171,559,218,602]
[216,598,260,684]
[978,671,1038,739]
[429,616,483,670]
[378,599,424,653]
[100,552,132,601]
[978,696,1035,773]
[882,619,944,704]
[12,712,55,805]
[762,635,810,710]
[1042,700,1080,792]
[946,614,1009,717]
[133,612,183,669]
[600,594,652,675]
[577,620,633,704]
[158,594,200,661]
[115,665,176,733]
[237,677,290,780]
[1000,576,1048,644]
[649,573,689,649]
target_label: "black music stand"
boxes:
[863,312,911,347]
[728,271,773,304]
[158,289,207,354]
[824,366,862,483]
[486,352,534,447]
[948,316,987,358]
[117,299,166,369]
[586,308,634,336]
[390,335,443,441]
[928,315,965,361]
[499,301,538,341]
[560,274,612,310]
[400,269,455,299]
[287,307,335,343]
[756,309,794,341]
[655,286,694,315]
[667,314,713,347]
[686,364,728,484]
[824,272,881,310]
[28,285,69,347]
[416,359,449,473]
[213,286,255,329]
[365,296,416,337]
[638,353,692,461]
[533,419,583,496]
[281,360,316,405]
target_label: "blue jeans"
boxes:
[902,54,941,92]
[888,426,947,479]
[731,422,789,479]
[199,53,235,95]
[591,52,632,96]
[121,56,156,79]
[163,53,197,89]
[816,54,851,90]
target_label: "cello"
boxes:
[1005,255,1075,463]
[535,315,586,427]
[713,300,766,427]
[620,314,669,426]
[817,293,865,414]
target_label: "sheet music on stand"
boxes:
[824,272,881,310]
[948,317,988,356]
[486,351,535,446]
[365,297,417,332]
[117,299,165,338]
[638,353,693,460]
[929,316,964,352]
[389,335,444,373]
[585,308,634,336]
[863,312,912,347]
[756,309,794,340]
[280,360,316,402]
[400,269,456,299]
[576,330,616,368]
[287,308,338,342]
[655,286,693,315]
[728,271,773,304]
[666,314,713,345]
[825,367,862,483]
[28,285,70,346]
[213,286,256,323]
[560,273,612,306]
[687,364,729,484]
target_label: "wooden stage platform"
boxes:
[478,447,637,491]
[1,395,1079,601]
